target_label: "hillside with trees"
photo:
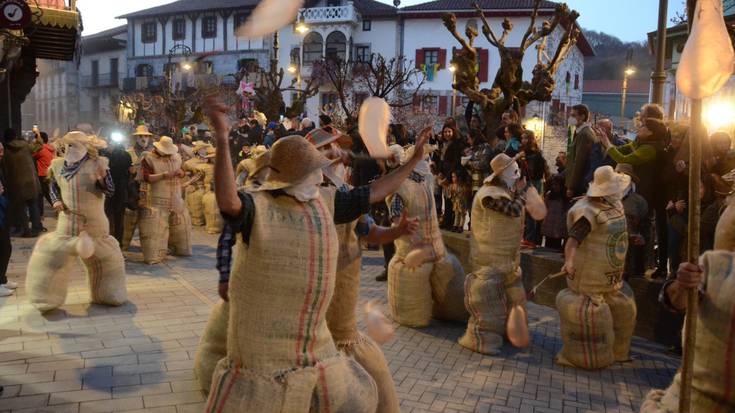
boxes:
[582,29,655,81]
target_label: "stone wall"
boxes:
[442,231,670,344]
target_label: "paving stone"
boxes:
[78,397,143,413]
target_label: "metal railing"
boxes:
[81,73,119,88]
[300,3,359,24]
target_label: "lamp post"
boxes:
[620,67,635,130]
[651,0,668,105]
[448,64,457,117]
[293,13,309,101]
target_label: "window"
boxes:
[237,58,258,72]
[355,45,371,63]
[321,92,338,108]
[303,32,323,64]
[325,31,347,62]
[142,22,157,43]
[362,20,371,31]
[234,13,248,30]
[164,62,179,74]
[173,19,186,40]
[110,58,119,84]
[326,0,341,6]
[198,61,214,74]
[574,74,580,90]
[201,16,217,39]
[91,60,99,86]
[135,64,153,77]
[421,95,438,112]
[423,50,439,66]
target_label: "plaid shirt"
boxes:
[217,186,371,284]
[480,186,527,218]
[389,172,425,219]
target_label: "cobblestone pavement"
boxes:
[0,221,679,413]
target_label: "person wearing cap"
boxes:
[459,153,546,355]
[122,125,155,250]
[182,141,212,226]
[386,142,468,328]
[556,165,637,369]
[26,131,127,312]
[138,136,192,264]
[615,163,648,280]
[202,97,431,412]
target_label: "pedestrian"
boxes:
[495,109,519,142]
[502,123,523,157]
[101,136,132,245]
[520,129,548,247]
[0,142,15,297]
[540,173,568,251]
[299,117,315,136]
[32,131,55,222]
[2,128,42,237]
[615,164,648,279]
[565,104,596,197]
[263,121,278,148]
[439,124,465,229]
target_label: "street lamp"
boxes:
[448,64,457,117]
[181,62,192,72]
[620,66,636,130]
[287,64,297,74]
[295,11,310,34]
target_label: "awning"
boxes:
[24,5,81,61]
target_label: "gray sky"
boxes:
[78,0,686,43]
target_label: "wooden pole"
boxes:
[651,0,669,105]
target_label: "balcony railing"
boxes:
[300,3,359,25]
[81,73,120,88]
[122,76,165,92]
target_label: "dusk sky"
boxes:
[77,0,686,43]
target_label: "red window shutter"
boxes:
[438,96,448,115]
[415,49,424,69]
[438,48,446,69]
[478,48,489,83]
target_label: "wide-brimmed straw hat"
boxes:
[256,136,335,191]
[242,150,272,180]
[205,147,216,159]
[587,165,631,197]
[61,131,91,145]
[153,136,179,156]
[614,163,639,184]
[192,141,213,154]
[305,128,340,148]
[132,125,153,136]
[487,153,519,182]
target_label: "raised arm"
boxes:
[205,96,241,217]
[363,210,418,245]
[368,127,431,204]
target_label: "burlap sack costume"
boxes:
[640,251,735,413]
[195,300,229,393]
[205,188,378,413]
[326,220,399,413]
[27,156,127,312]
[459,183,527,355]
[183,157,206,226]
[138,149,192,264]
[556,197,636,369]
[386,177,465,327]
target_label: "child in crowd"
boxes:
[540,174,568,251]
[444,171,469,233]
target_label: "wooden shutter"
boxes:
[438,96,448,115]
[415,49,424,69]
[438,48,447,69]
[478,48,489,83]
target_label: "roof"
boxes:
[400,0,558,12]
[82,25,127,55]
[354,0,397,17]
[118,0,259,19]
[583,79,650,95]
[83,25,127,40]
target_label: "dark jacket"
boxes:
[565,124,595,196]
[3,139,40,202]
[440,138,466,178]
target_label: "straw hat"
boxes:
[192,141,213,154]
[61,131,92,146]
[587,165,631,197]
[153,136,179,156]
[132,125,153,136]
[242,150,272,180]
[205,146,216,159]
[256,136,335,191]
[614,163,639,184]
[487,153,518,182]
[305,128,339,149]
[402,143,436,164]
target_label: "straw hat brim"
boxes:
[132,131,153,136]
[153,142,178,155]
[255,157,338,191]
[487,156,518,183]
[587,173,631,197]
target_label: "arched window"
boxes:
[136,64,153,77]
[303,32,324,64]
[325,31,347,62]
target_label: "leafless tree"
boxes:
[443,0,580,134]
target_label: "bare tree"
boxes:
[443,0,580,134]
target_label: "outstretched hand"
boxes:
[395,210,419,237]
[204,95,230,133]
[410,126,433,161]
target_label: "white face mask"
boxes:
[65,142,87,164]
[284,169,323,202]
[501,163,520,188]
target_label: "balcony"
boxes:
[122,76,165,92]
[81,74,120,88]
[300,3,360,25]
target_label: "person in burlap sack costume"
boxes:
[122,125,154,250]
[202,97,430,412]
[640,181,735,413]
[557,165,637,369]
[459,153,547,355]
[235,145,268,187]
[182,141,212,226]
[386,144,467,328]
[138,136,192,264]
[183,144,222,233]
[26,132,127,312]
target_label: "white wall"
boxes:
[352,19,398,59]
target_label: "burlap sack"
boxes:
[186,186,205,226]
[604,282,636,362]
[168,209,192,256]
[338,333,399,413]
[387,258,433,327]
[26,234,77,312]
[555,288,615,369]
[139,207,168,264]
[83,235,127,307]
[122,208,138,250]
[196,301,229,393]
[640,372,735,413]
[431,252,468,322]
[458,270,507,355]
[206,356,378,413]
[203,191,224,234]
[326,259,362,344]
